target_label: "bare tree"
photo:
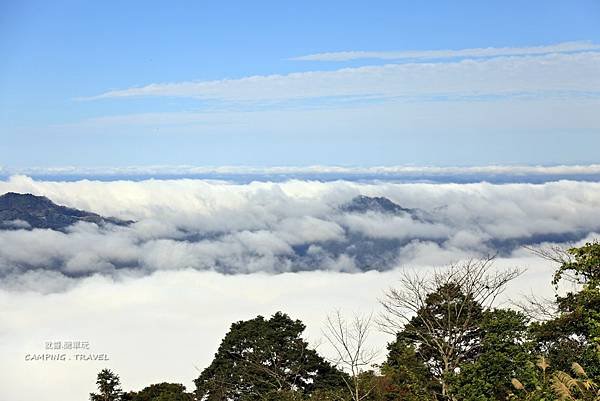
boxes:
[522,244,573,267]
[510,244,574,321]
[322,311,379,401]
[511,291,558,321]
[378,257,522,399]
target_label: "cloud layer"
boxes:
[0,258,561,401]
[0,176,597,401]
[5,164,600,181]
[291,41,600,61]
[82,51,600,102]
[1,176,599,292]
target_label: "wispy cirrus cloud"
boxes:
[291,41,600,61]
[79,51,600,103]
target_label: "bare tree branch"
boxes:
[322,310,380,401]
[511,292,558,321]
[377,257,523,400]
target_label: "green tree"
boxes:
[127,383,193,401]
[449,309,535,401]
[194,312,346,400]
[379,258,522,400]
[531,242,600,380]
[309,388,349,401]
[90,369,123,401]
[551,241,600,289]
[381,336,439,400]
[262,389,307,400]
[383,280,486,399]
[354,370,411,401]
[507,356,555,401]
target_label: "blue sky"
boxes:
[1,0,600,168]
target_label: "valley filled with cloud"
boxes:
[1,175,599,291]
[3,2,600,400]
[1,175,598,400]
[1,175,597,400]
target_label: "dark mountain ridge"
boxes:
[341,195,415,214]
[0,192,132,231]
[340,195,434,222]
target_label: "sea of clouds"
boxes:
[1,175,599,401]
[1,175,599,292]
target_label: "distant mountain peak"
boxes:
[340,195,414,215]
[0,192,53,207]
[0,192,133,231]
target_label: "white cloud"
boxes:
[0,258,560,401]
[57,91,600,147]
[80,52,600,102]
[276,216,345,245]
[7,164,600,179]
[291,41,600,61]
[342,213,451,240]
[1,176,600,282]
[1,176,598,401]
[1,219,31,229]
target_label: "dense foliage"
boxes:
[90,242,600,401]
[193,312,346,400]
[123,383,193,401]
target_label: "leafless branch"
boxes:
[522,244,573,266]
[511,292,558,321]
[323,310,380,401]
[377,257,523,399]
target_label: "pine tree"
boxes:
[90,369,123,401]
